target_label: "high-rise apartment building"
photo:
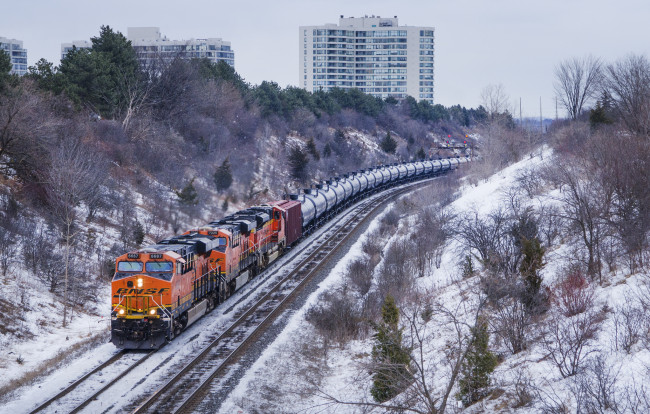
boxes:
[299,16,434,103]
[0,36,28,76]
[60,40,92,60]
[127,27,234,67]
[61,28,235,68]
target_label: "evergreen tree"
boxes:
[306,138,320,161]
[176,178,199,205]
[197,59,249,94]
[288,145,309,181]
[0,50,14,92]
[59,25,139,118]
[416,147,427,160]
[519,237,546,310]
[458,317,498,406]
[27,58,64,92]
[254,81,285,117]
[132,220,145,246]
[590,101,613,128]
[213,158,233,191]
[323,142,332,158]
[385,96,398,105]
[371,295,412,403]
[462,255,475,278]
[380,131,397,154]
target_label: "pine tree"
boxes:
[371,295,412,402]
[288,145,309,181]
[519,237,546,310]
[589,101,613,128]
[0,50,13,92]
[132,220,145,246]
[176,178,198,205]
[458,317,498,406]
[323,142,332,158]
[380,131,397,154]
[306,138,320,161]
[416,147,427,160]
[213,158,233,191]
[462,255,475,278]
[335,129,346,143]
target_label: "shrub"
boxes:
[305,286,362,344]
[347,258,373,296]
[555,269,594,317]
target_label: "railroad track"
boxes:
[130,178,434,414]
[28,349,155,414]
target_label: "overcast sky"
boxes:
[3,0,650,117]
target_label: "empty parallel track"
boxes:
[28,349,155,414]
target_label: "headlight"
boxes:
[149,309,156,315]
[137,278,143,288]
[118,309,125,315]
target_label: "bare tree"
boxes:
[543,159,610,281]
[554,55,603,120]
[0,79,58,179]
[604,54,650,135]
[0,225,17,280]
[45,133,107,327]
[542,306,605,378]
[612,298,645,353]
[575,355,622,413]
[455,207,514,274]
[490,295,532,354]
[480,83,511,121]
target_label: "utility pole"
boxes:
[539,96,544,134]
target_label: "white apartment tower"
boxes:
[127,27,234,67]
[61,40,92,60]
[61,28,235,68]
[0,36,28,76]
[299,16,434,103]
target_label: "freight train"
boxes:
[110,156,468,349]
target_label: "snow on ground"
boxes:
[0,179,180,405]
[221,202,396,412]
[5,145,649,413]
[221,146,650,413]
[0,276,110,387]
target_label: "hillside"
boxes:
[222,141,650,413]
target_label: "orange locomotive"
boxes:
[111,202,302,349]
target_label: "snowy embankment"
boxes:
[0,181,178,404]
[221,147,650,413]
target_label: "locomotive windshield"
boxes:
[145,261,173,272]
[117,261,143,272]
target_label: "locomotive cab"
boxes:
[110,252,180,349]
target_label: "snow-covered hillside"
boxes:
[221,146,650,413]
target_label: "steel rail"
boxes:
[131,177,438,414]
[28,350,127,414]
